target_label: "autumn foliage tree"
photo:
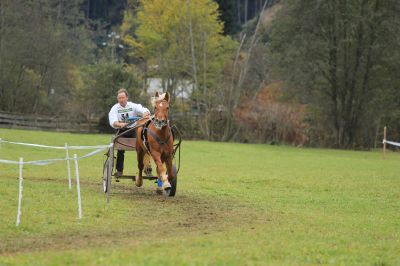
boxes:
[122,0,237,139]
[235,82,308,145]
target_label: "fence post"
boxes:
[73,154,83,219]
[16,157,23,226]
[383,126,387,160]
[65,143,72,190]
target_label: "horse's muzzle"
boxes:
[153,118,168,130]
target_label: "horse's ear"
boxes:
[155,91,159,98]
[164,92,170,102]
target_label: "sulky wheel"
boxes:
[103,148,114,194]
[165,164,178,197]
[102,158,110,193]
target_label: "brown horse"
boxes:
[135,92,174,193]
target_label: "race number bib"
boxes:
[118,107,133,122]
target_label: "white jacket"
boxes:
[108,101,150,129]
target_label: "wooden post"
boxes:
[383,126,387,159]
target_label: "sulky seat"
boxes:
[114,137,136,151]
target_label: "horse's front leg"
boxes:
[152,151,171,192]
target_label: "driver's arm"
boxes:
[113,121,128,129]
[132,103,150,118]
[109,106,127,129]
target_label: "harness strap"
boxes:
[147,127,172,145]
[141,120,152,153]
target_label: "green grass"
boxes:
[0,128,399,265]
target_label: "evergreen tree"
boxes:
[214,0,240,35]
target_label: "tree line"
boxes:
[1,0,399,148]
[268,0,400,148]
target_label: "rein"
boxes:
[113,118,150,149]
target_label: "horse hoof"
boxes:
[164,187,171,196]
[162,181,171,190]
[135,179,143,187]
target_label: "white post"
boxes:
[73,154,82,219]
[383,126,387,160]
[16,157,23,226]
[65,143,72,190]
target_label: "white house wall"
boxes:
[146,78,193,99]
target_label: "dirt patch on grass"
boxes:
[0,177,264,256]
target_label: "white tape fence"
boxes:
[382,139,400,147]
[0,139,112,166]
[382,126,400,159]
[0,138,110,150]
[0,138,113,225]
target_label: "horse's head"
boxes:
[152,91,170,130]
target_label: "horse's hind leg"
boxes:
[136,147,144,187]
[143,153,152,175]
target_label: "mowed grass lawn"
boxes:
[0,128,399,265]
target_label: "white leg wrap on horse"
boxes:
[162,174,171,189]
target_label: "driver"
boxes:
[109,88,150,177]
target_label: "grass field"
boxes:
[0,128,399,265]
